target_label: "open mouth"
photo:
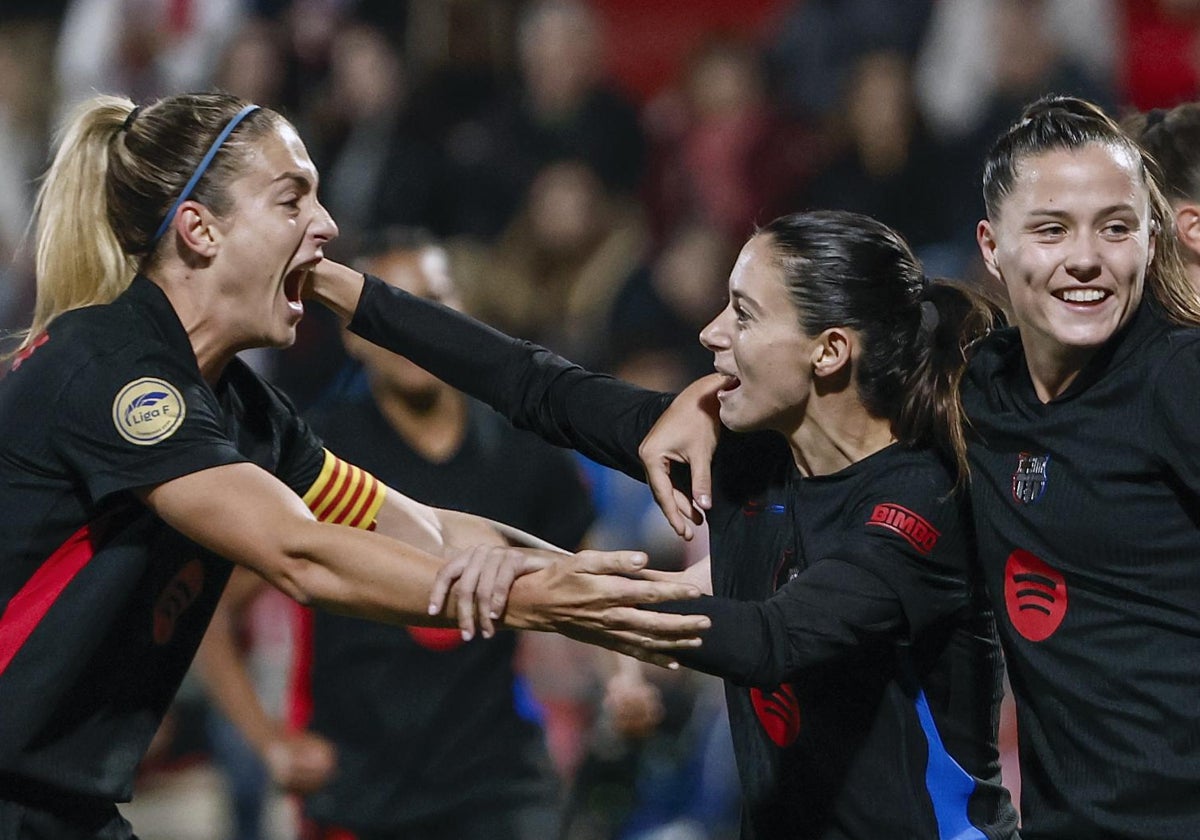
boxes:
[283,266,309,313]
[716,374,741,396]
[1053,288,1110,305]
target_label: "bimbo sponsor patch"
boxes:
[112,377,186,445]
[865,503,940,554]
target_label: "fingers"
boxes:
[476,551,505,639]
[486,557,521,633]
[687,449,713,512]
[613,646,680,671]
[646,456,695,540]
[616,578,703,605]
[577,629,682,669]
[428,553,468,616]
[600,606,709,643]
[573,549,649,576]
[454,546,485,640]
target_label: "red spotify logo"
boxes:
[407,626,466,652]
[751,684,801,747]
[1004,549,1068,642]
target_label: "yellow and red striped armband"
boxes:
[301,449,386,530]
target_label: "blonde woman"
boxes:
[0,92,705,839]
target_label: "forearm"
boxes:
[146,463,459,626]
[195,607,284,756]
[651,561,907,687]
[344,273,671,477]
[148,464,711,654]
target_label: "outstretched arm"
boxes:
[305,262,670,479]
[142,462,710,661]
[648,559,909,687]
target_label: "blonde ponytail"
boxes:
[25,96,139,350]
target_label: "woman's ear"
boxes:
[977,219,1003,283]
[174,201,221,259]
[811,327,852,378]
[1172,204,1200,264]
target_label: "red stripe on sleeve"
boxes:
[345,477,379,529]
[317,467,363,523]
[331,470,369,525]
[0,524,97,676]
[309,458,347,515]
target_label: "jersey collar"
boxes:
[118,274,202,362]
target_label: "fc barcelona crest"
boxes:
[1012,452,1050,503]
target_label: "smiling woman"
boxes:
[0,92,708,840]
[959,96,1200,840]
[639,95,1200,840]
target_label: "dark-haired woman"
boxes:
[644,96,1200,840]
[967,95,1200,840]
[1126,102,1200,291]
[307,210,1019,840]
[0,92,706,839]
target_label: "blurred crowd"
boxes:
[3,0,1200,838]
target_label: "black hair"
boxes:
[759,210,998,480]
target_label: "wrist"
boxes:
[306,261,366,325]
[504,573,552,632]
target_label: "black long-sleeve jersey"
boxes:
[347,274,1018,840]
[963,299,1200,840]
[298,394,593,831]
[0,277,332,813]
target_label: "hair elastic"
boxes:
[152,103,261,243]
[1146,108,1167,129]
[918,299,939,337]
[121,106,142,132]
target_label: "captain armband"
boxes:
[301,449,386,530]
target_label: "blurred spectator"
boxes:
[607,221,736,380]
[589,0,783,105]
[213,16,295,113]
[913,0,1119,278]
[766,0,933,122]
[804,50,977,275]
[564,670,739,840]
[0,18,54,335]
[915,0,1117,142]
[453,158,648,366]
[644,37,815,245]
[307,22,444,252]
[54,0,244,115]
[439,0,645,239]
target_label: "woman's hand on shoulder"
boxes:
[640,373,724,540]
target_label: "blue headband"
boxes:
[152,104,261,243]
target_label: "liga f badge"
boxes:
[1012,452,1049,503]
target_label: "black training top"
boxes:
[0,276,324,805]
[299,392,593,830]
[963,298,1200,840]
[348,274,1018,840]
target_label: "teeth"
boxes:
[1060,289,1106,303]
